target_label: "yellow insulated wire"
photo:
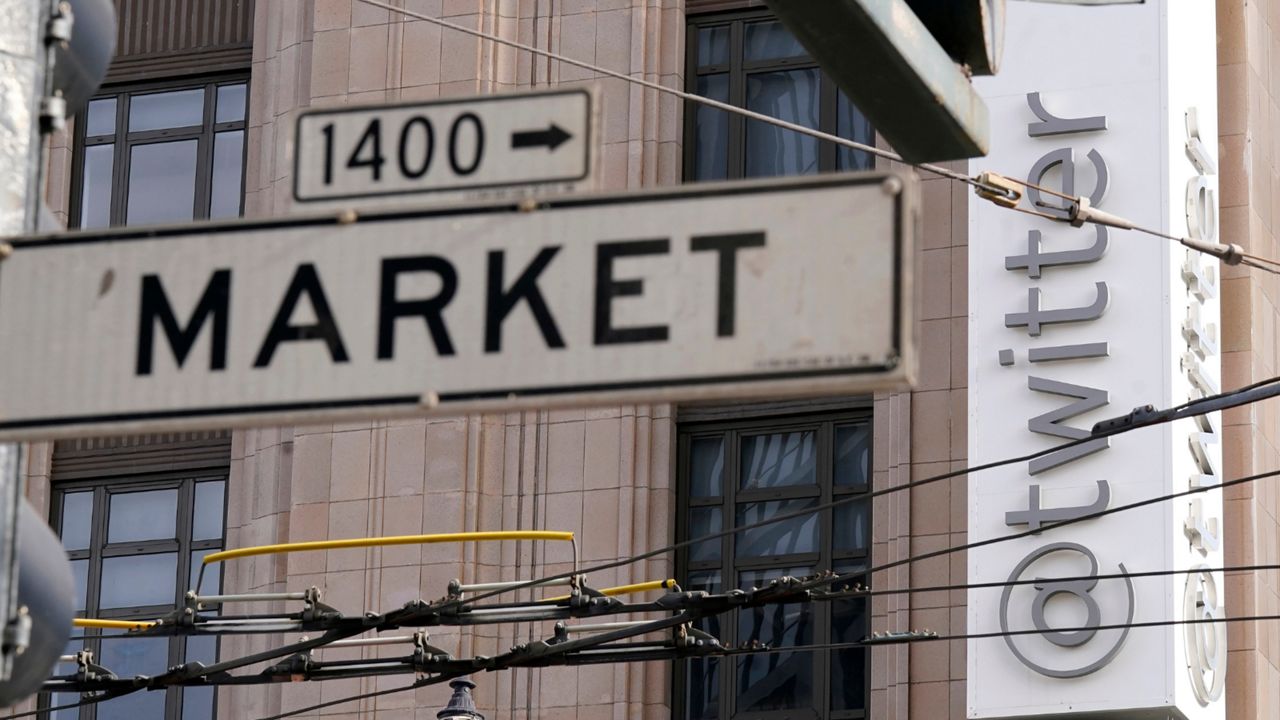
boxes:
[542,578,677,603]
[201,530,576,566]
[73,618,156,631]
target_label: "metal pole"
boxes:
[0,0,49,682]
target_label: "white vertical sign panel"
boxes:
[968,2,1223,718]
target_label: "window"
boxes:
[71,77,248,229]
[45,475,228,720]
[676,412,872,719]
[684,11,875,182]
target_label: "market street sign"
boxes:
[0,173,916,440]
[293,88,594,203]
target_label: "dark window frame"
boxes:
[42,469,229,720]
[682,9,873,183]
[674,409,873,720]
[68,73,250,229]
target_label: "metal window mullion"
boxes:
[67,107,90,229]
[727,19,746,180]
[81,486,109,720]
[173,477,197,720]
[682,20,699,185]
[816,420,835,717]
[735,485,819,503]
[100,539,182,557]
[211,119,246,133]
[723,427,740,719]
[194,83,216,220]
[124,127,205,144]
[110,92,131,227]
[819,74,838,173]
[97,603,171,620]
[732,553,820,572]
[191,538,224,552]
[673,431,692,720]
[740,56,814,72]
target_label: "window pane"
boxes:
[97,634,170,720]
[85,97,117,136]
[686,571,722,638]
[831,563,869,712]
[834,423,872,488]
[838,91,876,171]
[685,568,725,719]
[182,635,218,720]
[100,553,177,608]
[193,481,226,541]
[745,68,820,177]
[744,20,807,62]
[740,430,816,490]
[48,635,81,712]
[736,499,818,558]
[108,488,178,543]
[215,83,247,124]
[689,437,724,498]
[191,549,221,596]
[693,74,729,182]
[686,657,720,719]
[736,567,814,712]
[69,558,88,611]
[210,130,244,219]
[129,88,205,131]
[834,499,870,553]
[696,25,729,66]
[688,506,722,563]
[50,692,81,720]
[79,143,114,229]
[126,139,198,225]
[181,684,215,720]
[60,492,93,550]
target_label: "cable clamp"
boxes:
[1181,236,1245,266]
[1068,196,1136,230]
[974,172,1023,209]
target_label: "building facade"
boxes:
[13,1,1280,719]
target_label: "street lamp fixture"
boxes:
[438,679,484,720]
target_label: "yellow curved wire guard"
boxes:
[73,618,156,631]
[201,530,576,566]
[543,578,676,603]
[600,579,677,597]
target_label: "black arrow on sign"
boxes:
[511,124,572,151]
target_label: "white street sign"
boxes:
[293,88,594,203]
[0,174,915,440]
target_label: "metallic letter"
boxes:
[1006,283,1110,336]
[1027,92,1107,137]
[1006,226,1108,278]
[999,542,1134,678]
[1006,481,1111,530]
[1026,147,1109,219]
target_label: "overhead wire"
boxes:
[723,610,1280,654]
[445,375,1280,610]
[349,0,987,192]
[352,0,1280,275]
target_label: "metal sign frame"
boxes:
[292,87,594,204]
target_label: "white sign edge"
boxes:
[290,86,597,204]
[0,172,917,441]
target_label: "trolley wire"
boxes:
[353,0,1280,276]
[258,608,1278,720]
[447,376,1280,610]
